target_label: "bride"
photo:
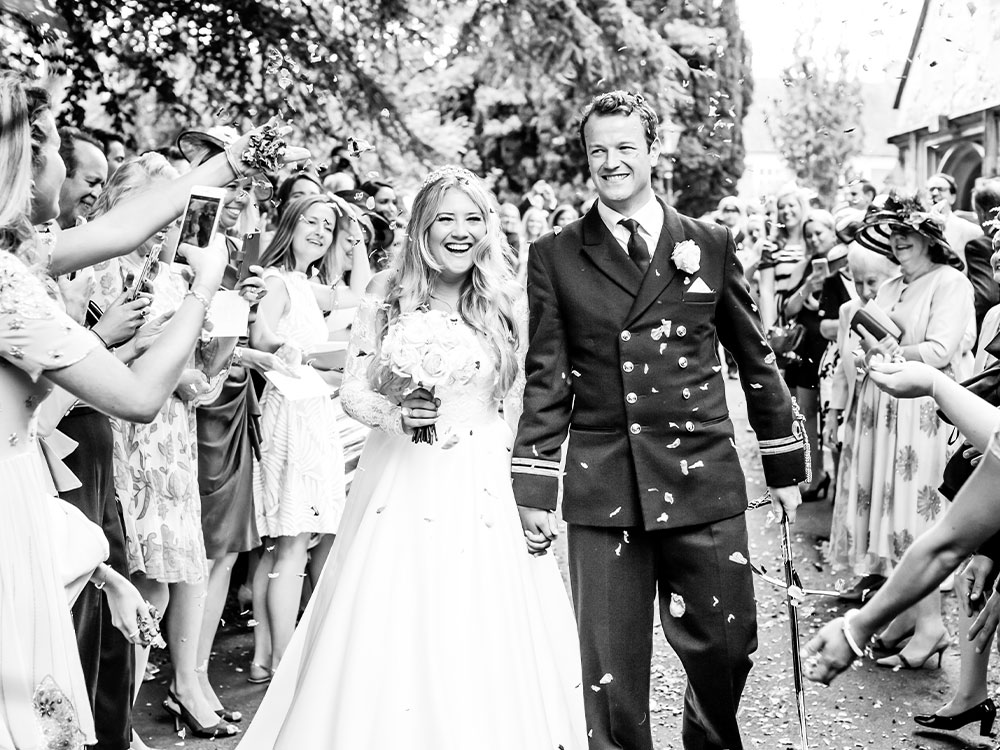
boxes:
[237,166,586,748]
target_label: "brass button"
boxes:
[626,393,637,404]
[620,330,631,342]
[623,361,634,373]
[630,423,641,435]
[676,325,687,337]
[685,421,695,432]
[682,388,691,399]
[678,357,688,369]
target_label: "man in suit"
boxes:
[512,91,807,750]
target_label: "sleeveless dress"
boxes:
[236,296,586,749]
[253,268,344,537]
[0,251,109,749]
[112,258,206,583]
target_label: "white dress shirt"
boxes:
[597,196,664,258]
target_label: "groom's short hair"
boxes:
[578,91,659,151]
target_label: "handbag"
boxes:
[939,361,1000,500]
[766,322,805,362]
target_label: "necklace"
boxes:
[429,293,458,312]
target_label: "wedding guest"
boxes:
[716,195,748,251]
[56,127,108,230]
[964,180,1000,335]
[236,165,586,749]
[273,171,322,219]
[0,73,235,750]
[247,195,347,681]
[804,359,1000,707]
[550,203,580,230]
[784,209,839,500]
[824,246,897,602]
[757,186,809,329]
[521,205,549,245]
[498,201,524,273]
[830,192,975,670]
[93,127,128,174]
[845,179,876,213]
[360,178,400,223]
[927,172,982,271]
[103,154,240,740]
[908,228,1000,733]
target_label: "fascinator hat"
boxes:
[855,190,963,271]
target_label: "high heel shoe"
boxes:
[215,707,242,723]
[876,631,951,670]
[914,697,997,736]
[247,661,272,684]
[869,626,913,656]
[163,690,239,738]
[801,473,831,502]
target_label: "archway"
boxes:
[939,140,984,210]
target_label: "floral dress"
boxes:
[830,266,975,575]
[112,258,207,583]
[0,250,108,749]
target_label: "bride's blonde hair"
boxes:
[370,166,520,399]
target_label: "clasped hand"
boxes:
[400,387,439,434]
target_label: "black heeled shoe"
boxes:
[163,690,239,738]
[801,473,831,503]
[914,697,997,736]
[215,707,242,723]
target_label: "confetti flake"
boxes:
[609,506,622,518]
[614,543,622,556]
[666,439,680,449]
[669,593,686,617]
[663,491,674,504]
[599,673,614,684]
[729,551,748,565]
[656,512,669,523]
[750,383,762,389]
[591,685,602,692]
[580,462,589,469]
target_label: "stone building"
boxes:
[889,0,1000,209]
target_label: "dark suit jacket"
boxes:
[512,200,807,530]
[964,236,1000,337]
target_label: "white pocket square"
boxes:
[687,277,714,294]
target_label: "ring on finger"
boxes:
[401,407,410,418]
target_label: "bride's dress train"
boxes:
[238,297,586,749]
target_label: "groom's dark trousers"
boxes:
[568,519,756,750]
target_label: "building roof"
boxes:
[892,0,1000,135]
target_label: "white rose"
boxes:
[671,240,701,274]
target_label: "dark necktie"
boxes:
[619,218,650,273]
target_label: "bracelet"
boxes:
[90,329,110,349]
[841,609,867,658]
[232,346,244,367]
[186,289,213,329]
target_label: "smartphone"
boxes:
[174,186,226,267]
[220,230,262,290]
[811,258,830,278]
[239,230,261,283]
[126,247,158,302]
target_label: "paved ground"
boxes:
[133,380,1000,749]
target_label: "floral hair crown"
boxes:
[419,165,477,191]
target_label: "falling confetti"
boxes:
[669,593,686,617]
[729,551,748,565]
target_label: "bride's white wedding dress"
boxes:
[238,296,586,749]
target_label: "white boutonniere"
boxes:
[671,240,701,274]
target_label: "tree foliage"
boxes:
[0,0,754,208]
[767,34,864,205]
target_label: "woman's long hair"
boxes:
[774,186,809,246]
[369,166,521,399]
[0,75,36,258]
[259,194,348,285]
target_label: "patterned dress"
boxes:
[0,250,108,749]
[253,268,344,537]
[830,265,975,575]
[112,258,207,583]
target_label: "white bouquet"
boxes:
[379,309,481,443]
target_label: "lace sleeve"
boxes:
[502,291,528,434]
[340,294,405,435]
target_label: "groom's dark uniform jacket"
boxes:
[512,201,806,526]
[511,199,807,750]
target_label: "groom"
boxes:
[512,91,807,750]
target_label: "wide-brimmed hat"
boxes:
[175,125,239,164]
[855,191,963,271]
